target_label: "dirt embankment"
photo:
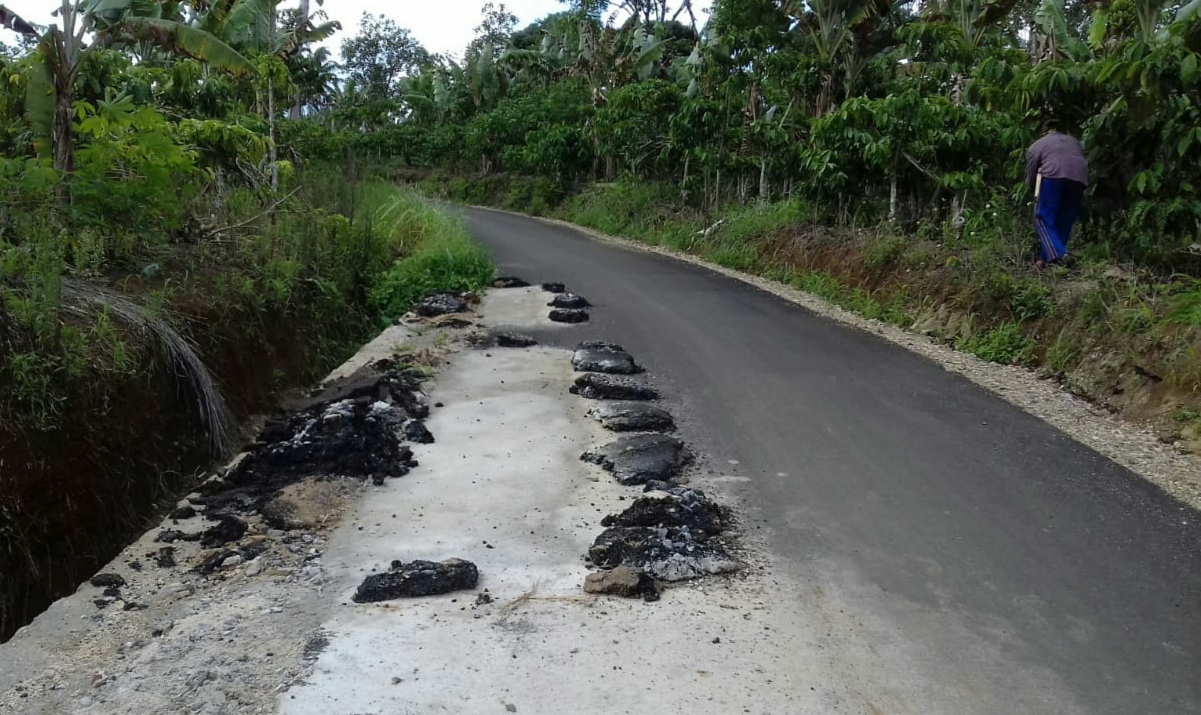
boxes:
[0,287,376,642]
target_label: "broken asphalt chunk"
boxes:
[199,513,247,548]
[570,374,658,401]
[495,333,538,348]
[541,282,566,293]
[588,402,674,432]
[413,292,469,317]
[492,276,530,288]
[549,308,589,323]
[549,293,590,309]
[403,419,434,444]
[571,344,641,374]
[352,558,479,602]
[581,434,690,485]
[90,573,126,588]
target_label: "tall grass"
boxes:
[366,186,493,320]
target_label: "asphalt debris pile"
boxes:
[588,486,737,582]
[549,292,590,309]
[495,333,538,348]
[493,276,530,288]
[213,359,428,505]
[572,341,642,375]
[588,402,674,432]
[570,373,659,401]
[353,558,479,603]
[570,338,739,598]
[549,308,589,323]
[541,282,590,323]
[413,292,470,317]
[581,434,690,485]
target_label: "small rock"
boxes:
[353,558,478,603]
[583,566,659,601]
[506,705,518,713]
[90,573,126,588]
[549,308,589,323]
[221,555,244,569]
[245,559,264,576]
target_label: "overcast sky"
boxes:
[2,1,712,60]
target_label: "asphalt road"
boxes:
[465,208,1201,714]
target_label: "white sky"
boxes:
[2,1,712,60]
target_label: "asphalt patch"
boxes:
[581,434,690,485]
[549,293,590,309]
[549,308,589,323]
[570,374,659,401]
[588,402,674,432]
[352,558,479,602]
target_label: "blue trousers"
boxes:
[1034,178,1085,262]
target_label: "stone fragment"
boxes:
[582,565,659,601]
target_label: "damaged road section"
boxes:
[588,487,739,582]
[572,341,643,375]
[581,434,690,485]
[353,559,479,603]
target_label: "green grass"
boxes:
[367,187,493,320]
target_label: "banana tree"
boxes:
[1,1,250,183]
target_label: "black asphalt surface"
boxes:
[466,208,1201,713]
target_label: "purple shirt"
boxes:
[1026,132,1089,187]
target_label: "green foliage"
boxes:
[958,321,1037,364]
[368,189,494,319]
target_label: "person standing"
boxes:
[1025,121,1089,267]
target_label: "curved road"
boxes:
[466,208,1201,714]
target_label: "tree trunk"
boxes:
[888,174,898,223]
[268,74,279,193]
[758,154,768,202]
